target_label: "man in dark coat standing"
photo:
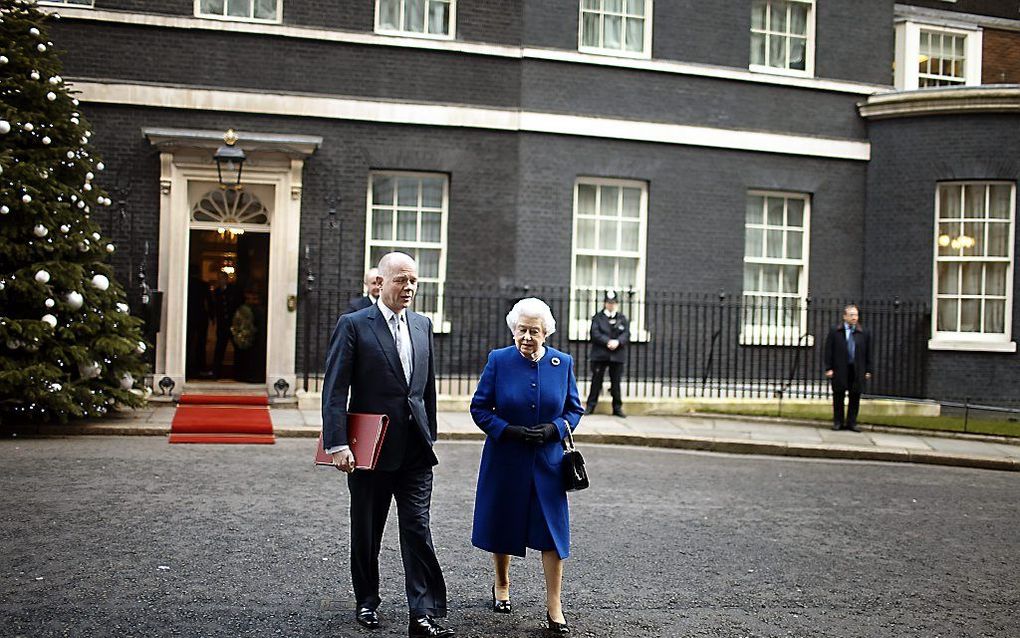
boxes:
[344,267,381,314]
[585,290,630,418]
[823,304,873,432]
[322,252,452,638]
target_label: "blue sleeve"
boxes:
[470,351,511,440]
[322,314,355,449]
[554,355,584,439]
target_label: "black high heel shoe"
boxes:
[546,611,569,634]
[491,585,512,614]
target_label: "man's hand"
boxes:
[331,449,356,474]
[825,369,834,379]
[607,339,620,351]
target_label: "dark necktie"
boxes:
[846,327,856,364]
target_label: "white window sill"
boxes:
[196,13,282,25]
[39,1,94,6]
[739,331,815,347]
[928,339,1017,353]
[749,64,814,79]
[576,46,652,61]
[375,28,454,41]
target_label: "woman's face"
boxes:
[513,315,546,358]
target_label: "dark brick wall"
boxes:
[865,113,1020,405]
[458,0,522,45]
[520,61,868,140]
[514,134,866,300]
[95,0,192,15]
[524,0,893,85]
[53,21,521,108]
[983,29,1020,85]
[900,0,1020,20]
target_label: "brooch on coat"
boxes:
[551,357,561,366]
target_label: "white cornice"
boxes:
[143,127,322,156]
[895,3,1020,33]
[48,7,889,96]
[69,79,871,161]
[859,85,1020,119]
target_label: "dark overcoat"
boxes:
[589,311,630,363]
[822,323,873,389]
[470,346,584,559]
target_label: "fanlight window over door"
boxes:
[191,189,270,228]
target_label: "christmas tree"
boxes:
[0,0,148,423]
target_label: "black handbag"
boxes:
[561,428,589,492]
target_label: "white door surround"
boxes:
[144,128,322,396]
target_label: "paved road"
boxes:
[1,438,1017,637]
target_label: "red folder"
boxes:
[315,413,389,470]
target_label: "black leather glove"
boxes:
[529,422,560,443]
[503,425,543,444]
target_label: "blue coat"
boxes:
[470,345,584,559]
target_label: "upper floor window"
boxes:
[366,172,449,327]
[578,0,652,59]
[894,22,982,90]
[197,0,280,23]
[931,182,1015,351]
[39,0,93,6]
[750,0,814,77]
[376,0,456,39]
[570,178,648,339]
[742,191,810,345]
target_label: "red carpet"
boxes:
[169,394,275,444]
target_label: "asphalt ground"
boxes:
[1,438,1018,638]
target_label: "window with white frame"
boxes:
[750,0,814,75]
[39,0,93,6]
[894,22,982,90]
[197,0,280,22]
[366,172,449,323]
[376,0,455,38]
[570,179,647,339]
[742,192,810,344]
[932,182,1015,348]
[578,0,652,58]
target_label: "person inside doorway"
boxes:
[211,271,241,379]
[232,288,267,383]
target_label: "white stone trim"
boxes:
[49,7,889,95]
[895,3,1020,33]
[71,80,871,161]
[927,339,1017,353]
[859,86,1020,119]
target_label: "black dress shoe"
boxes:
[848,424,861,432]
[355,607,380,630]
[408,615,455,637]
[612,410,627,418]
[546,611,569,634]
[491,585,512,614]
[831,423,843,431]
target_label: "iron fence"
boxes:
[298,281,930,402]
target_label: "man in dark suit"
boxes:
[823,304,873,432]
[344,267,381,314]
[322,252,452,638]
[585,290,630,418]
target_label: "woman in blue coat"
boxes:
[470,297,583,634]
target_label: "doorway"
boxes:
[186,229,269,382]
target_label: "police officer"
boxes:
[585,290,630,418]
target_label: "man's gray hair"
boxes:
[506,297,556,336]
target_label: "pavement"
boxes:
[6,404,1020,472]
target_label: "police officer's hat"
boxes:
[603,290,619,303]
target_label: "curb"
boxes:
[7,425,1016,473]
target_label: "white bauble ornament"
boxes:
[83,183,92,191]
[46,92,56,101]
[60,224,70,233]
[0,56,7,65]
[50,383,62,392]
[116,302,129,314]
[23,122,33,131]
[97,162,105,170]
[42,136,50,144]
[66,151,74,159]
[1,205,9,214]
[66,291,84,309]
[37,44,46,52]
[92,232,100,241]
[44,298,55,308]
[72,98,79,106]
[22,194,31,203]
[70,117,79,125]
[35,270,50,284]
[41,314,57,328]
[105,244,115,253]
[85,171,94,181]
[90,274,110,291]
[30,70,40,80]
[80,137,87,145]
[119,373,135,390]
[29,27,39,36]
[77,201,85,209]
[49,75,61,84]
[70,195,78,202]
[33,224,48,237]
[135,341,147,354]
[79,361,101,379]
[0,120,10,134]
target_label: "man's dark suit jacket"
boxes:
[344,295,373,315]
[589,311,630,364]
[823,324,873,388]
[322,303,438,471]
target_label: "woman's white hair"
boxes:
[506,297,556,336]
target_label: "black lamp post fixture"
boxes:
[214,129,246,190]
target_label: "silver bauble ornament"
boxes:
[135,342,147,354]
[105,243,115,253]
[29,27,39,36]
[44,298,55,308]
[79,361,101,379]
[92,232,100,241]
[90,274,110,291]
[35,270,50,284]
[42,136,50,144]
[0,206,8,214]
[41,314,57,328]
[83,183,92,191]
[0,120,10,134]
[33,224,48,237]
[49,75,61,84]
[22,194,31,203]
[66,291,84,309]
[23,122,33,131]
[30,70,40,80]
[120,373,135,390]
[60,224,70,233]
[96,162,105,170]
[85,171,94,181]
[46,92,56,101]
[37,44,46,52]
